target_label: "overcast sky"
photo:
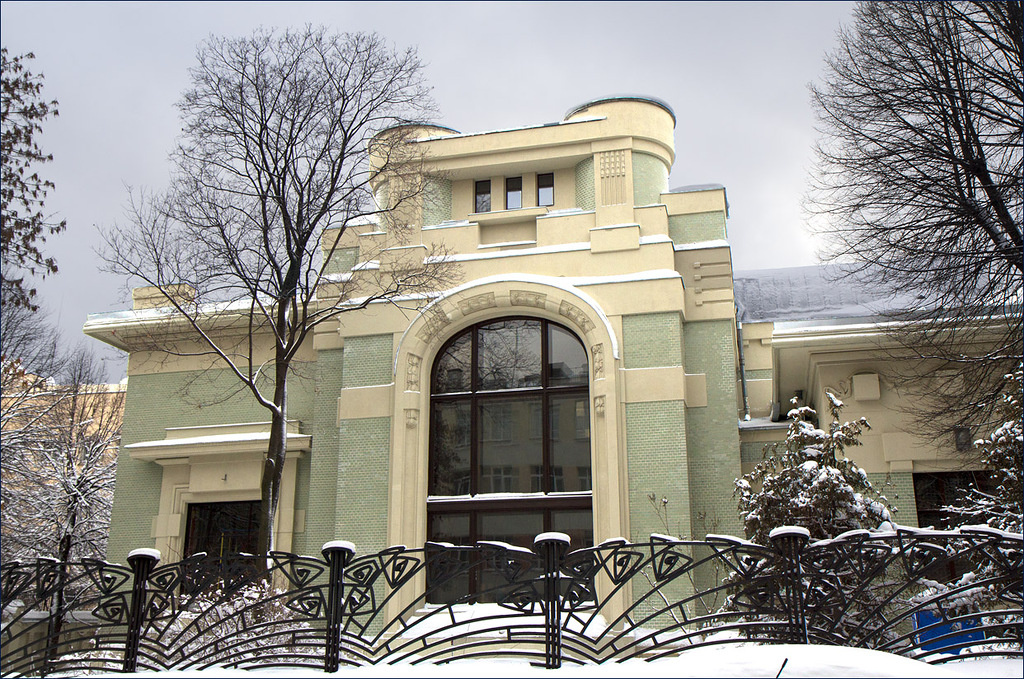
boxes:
[1,1,855,378]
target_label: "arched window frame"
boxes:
[426,317,594,547]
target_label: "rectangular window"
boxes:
[475,180,491,213]
[954,426,973,452]
[551,466,565,492]
[537,173,554,206]
[530,465,544,492]
[506,176,522,210]
[481,465,518,493]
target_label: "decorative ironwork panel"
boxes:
[1,527,1020,674]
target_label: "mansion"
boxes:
[84,95,985,563]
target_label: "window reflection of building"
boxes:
[428,318,592,599]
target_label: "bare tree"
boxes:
[808,2,1023,440]
[1,48,66,310]
[2,304,122,563]
[102,27,453,555]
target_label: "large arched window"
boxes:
[428,318,594,557]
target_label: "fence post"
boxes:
[322,540,356,673]
[534,532,570,669]
[123,548,160,673]
[769,526,810,645]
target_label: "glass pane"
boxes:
[538,173,554,206]
[506,177,522,210]
[479,511,543,549]
[538,186,554,207]
[550,395,591,492]
[427,513,471,604]
[478,511,544,601]
[552,510,594,549]
[476,319,542,391]
[475,180,491,213]
[478,396,542,494]
[433,331,472,393]
[548,324,588,386]
[430,512,471,544]
[430,401,472,495]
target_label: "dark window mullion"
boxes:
[470,327,479,497]
[541,320,551,494]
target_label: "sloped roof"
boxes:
[733,264,921,323]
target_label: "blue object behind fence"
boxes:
[915,609,984,653]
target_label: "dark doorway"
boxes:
[184,500,261,558]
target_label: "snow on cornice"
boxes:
[124,430,310,450]
[673,239,731,251]
[424,234,674,264]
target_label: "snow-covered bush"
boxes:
[735,392,892,544]
[921,367,1024,642]
[946,366,1023,533]
[59,578,319,670]
[148,578,318,668]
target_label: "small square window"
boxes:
[537,173,554,206]
[475,180,491,213]
[506,176,522,210]
[954,426,973,452]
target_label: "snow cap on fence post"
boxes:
[322,540,356,560]
[127,547,161,563]
[769,526,810,547]
[534,531,571,546]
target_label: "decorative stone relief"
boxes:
[594,395,606,417]
[559,301,595,333]
[830,380,852,397]
[457,292,496,317]
[591,343,604,379]
[829,372,897,400]
[405,409,419,429]
[406,354,421,392]
[416,306,451,342]
[510,290,547,309]
[598,150,628,206]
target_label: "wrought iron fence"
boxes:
[1,526,1020,674]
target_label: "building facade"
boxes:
[84,96,984,563]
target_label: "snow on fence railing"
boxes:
[1,526,1020,675]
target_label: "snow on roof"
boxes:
[666,183,729,214]
[733,264,918,323]
[563,94,676,124]
[414,115,605,143]
[667,183,725,194]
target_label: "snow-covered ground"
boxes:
[95,645,1021,678]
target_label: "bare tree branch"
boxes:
[100,27,455,555]
[808,1,1023,440]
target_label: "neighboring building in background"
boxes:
[83,96,993,566]
[732,264,1001,530]
[0,368,124,563]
